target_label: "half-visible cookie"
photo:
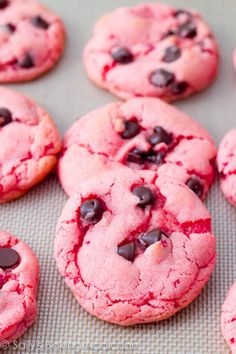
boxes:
[84,2,219,101]
[0,87,61,203]
[0,230,39,346]
[0,0,65,82]
[55,169,216,326]
[221,282,236,354]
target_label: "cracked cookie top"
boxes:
[0,86,61,203]
[83,2,219,101]
[0,230,39,343]
[55,169,216,325]
[217,129,236,207]
[0,0,65,82]
[58,97,216,199]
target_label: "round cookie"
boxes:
[58,97,216,199]
[217,130,236,207]
[0,0,65,82]
[0,86,62,203]
[0,230,39,346]
[55,169,216,326]
[83,2,219,101]
[221,282,236,354]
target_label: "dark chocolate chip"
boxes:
[139,228,162,247]
[5,23,16,33]
[132,186,155,207]
[163,45,181,63]
[121,120,140,139]
[0,248,20,269]
[146,150,165,165]
[171,81,188,95]
[111,47,133,64]
[32,16,49,30]
[127,148,146,164]
[186,178,204,198]
[177,21,197,39]
[0,0,9,9]
[0,108,12,127]
[148,126,172,146]
[80,198,105,223]
[175,9,192,18]
[149,69,175,88]
[117,242,135,262]
[19,53,34,68]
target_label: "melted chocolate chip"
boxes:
[5,23,16,33]
[132,186,155,207]
[163,46,181,63]
[175,9,192,18]
[80,198,105,223]
[177,21,197,39]
[146,150,165,165]
[148,126,172,146]
[186,178,204,198]
[171,81,188,95]
[111,47,133,64]
[149,69,175,88]
[117,242,135,262]
[32,16,49,30]
[19,53,34,68]
[127,148,146,164]
[121,120,140,139]
[0,108,12,127]
[0,248,20,269]
[0,0,9,9]
[139,228,162,247]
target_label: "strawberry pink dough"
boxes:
[221,282,236,354]
[84,2,219,101]
[0,0,65,82]
[217,130,236,207]
[58,97,216,199]
[0,230,39,347]
[55,169,216,326]
[0,86,62,203]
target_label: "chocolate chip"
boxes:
[117,242,135,262]
[171,81,188,95]
[111,47,133,64]
[186,178,204,198]
[132,186,155,207]
[0,248,20,269]
[19,53,34,68]
[146,150,165,165]
[148,126,172,146]
[127,148,146,164]
[5,23,16,33]
[0,108,12,127]
[177,21,197,39]
[149,69,175,88]
[175,9,192,18]
[32,16,49,30]
[80,198,105,223]
[139,228,162,247]
[0,0,9,9]
[163,46,181,63]
[121,120,140,139]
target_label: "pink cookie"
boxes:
[0,0,65,82]
[221,282,236,354]
[0,86,62,203]
[84,3,219,101]
[0,230,39,347]
[58,97,216,199]
[217,130,236,207]
[55,169,216,326]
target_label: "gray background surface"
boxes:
[3,0,236,353]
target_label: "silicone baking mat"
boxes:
[3,0,236,353]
